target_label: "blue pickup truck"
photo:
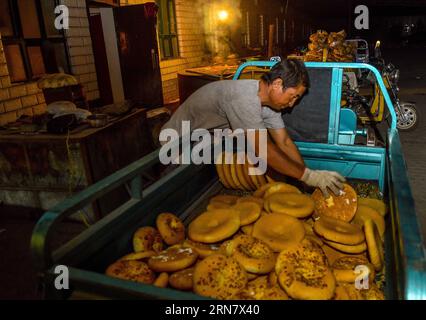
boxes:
[31,61,426,300]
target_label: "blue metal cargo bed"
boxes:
[31,62,426,300]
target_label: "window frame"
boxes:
[283,18,287,44]
[258,14,264,47]
[1,0,71,84]
[156,0,180,60]
[275,17,279,45]
[242,10,250,48]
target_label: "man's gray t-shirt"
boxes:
[161,80,285,133]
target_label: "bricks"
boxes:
[32,104,47,115]
[77,0,86,8]
[16,107,34,118]
[77,73,91,84]
[154,0,208,102]
[1,76,11,88]
[9,85,27,98]
[86,55,94,64]
[4,98,22,112]
[21,95,38,107]
[59,0,98,103]
[0,111,17,126]
[69,17,81,27]
[71,55,87,66]
[87,64,96,73]
[26,82,40,95]
[83,37,92,46]
[87,81,98,91]
[162,73,178,82]
[80,28,90,37]
[0,72,39,122]
[61,0,77,7]
[66,28,92,38]
[0,88,10,101]
[80,18,89,27]
[67,37,84,47]
[37,93,45,104]
[0,64,9,77]
[65,27,82,37]
[75,8,87,18]
[86,90,99,101]
[73,65,90,75]
[89,73,97,82]
[68,46,88,57]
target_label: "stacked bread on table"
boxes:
[105,174,386,300]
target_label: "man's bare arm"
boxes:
[246,129,345,196]
[247,130,305,179]
[268,128,305,166]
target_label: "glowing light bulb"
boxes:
[218,10,229,21]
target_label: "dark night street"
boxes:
[383,47,426,245]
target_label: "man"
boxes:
[161,59,345,196]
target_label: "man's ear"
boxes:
[272,78,284,90]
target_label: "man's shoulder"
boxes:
[222,79,259,97]
[205,79,258,89]
[224,79,259,87]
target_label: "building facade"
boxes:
[0,0,317,126]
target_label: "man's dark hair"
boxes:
[261,59,310,89]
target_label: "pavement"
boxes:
[399,93,426,245]
[0,207,85,300]
[383,47,426,93]
[383,47,426,245]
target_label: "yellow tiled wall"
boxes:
[0,0,208,125]
[121,0,208,104]
[0,37,46,126]
[0,0,100,126]
[60,0,100,101]
[159,0,208,103]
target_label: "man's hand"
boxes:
[300,168,346,197]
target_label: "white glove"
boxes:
[300,168,346,197]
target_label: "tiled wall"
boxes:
[159,0,207,103]
[0,36,46,126]
[121,0,208,104]
[0,0,99,126]
[1,0,207,125]
[60,0,100,101]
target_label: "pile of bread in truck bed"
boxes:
[104,157,386,300]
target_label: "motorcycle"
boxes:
[381,62,419,131]
[342,41,420,131]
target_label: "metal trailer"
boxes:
[31,62,426,300]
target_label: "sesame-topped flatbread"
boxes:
[311,183,357,222]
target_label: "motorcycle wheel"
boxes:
[396,103,420,131]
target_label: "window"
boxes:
[1,0,70,83]
[283,19,287,44]
[0,1,14,37]
[242,11,250,48]
[275,17,279,45]
[258,14,264,47]
[156,0,179,59]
